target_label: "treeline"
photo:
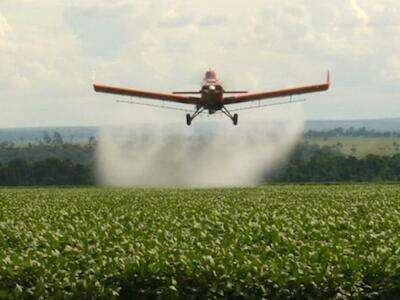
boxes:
[0,158,94,186]
[271,144,400,182]
[304,127,400,138]
[0,129,399,185]
[0,144,399,186]
[0,131,95,164]
[0,131,95,186]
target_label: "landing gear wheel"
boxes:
[185,107,204,126]
[233,113,238,126]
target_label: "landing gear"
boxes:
[186,106,238,126]
[233,113,238,126]
[221,106,239,126]
[186,107,204,126]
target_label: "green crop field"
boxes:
[1,185,400,299]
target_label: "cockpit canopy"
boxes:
[205,70,217,80]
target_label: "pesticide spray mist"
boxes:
[96,105,304,187]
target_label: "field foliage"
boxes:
[1,185,400,299]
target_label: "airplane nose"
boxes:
[209,85,216,91]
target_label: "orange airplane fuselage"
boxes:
[200,70,224,113]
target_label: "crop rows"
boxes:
[1,185,400,299]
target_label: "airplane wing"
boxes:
[93,83,200,105]
[223,72,330,105]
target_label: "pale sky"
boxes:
[0,0,399,127]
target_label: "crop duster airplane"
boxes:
[93,69,330,126]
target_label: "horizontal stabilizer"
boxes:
[172,91,201,94]
[223,91,248,94]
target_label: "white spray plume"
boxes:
[96,105,304,187]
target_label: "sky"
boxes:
[0,0,399,127]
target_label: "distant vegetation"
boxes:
[0,132,95,164]
[304,127,400,158]
[304,127,400,138]
[272,143,400,182]
[0,158,94,186]
[0,129,399,186]
[0,131,95,186]
[304,118,400,132]
[0,127,98,143]
[303,137,400,158]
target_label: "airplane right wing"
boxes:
[223,72,330,105]
[93,83,200,105]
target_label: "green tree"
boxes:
[43,131,52,145]
[52,132,64,146]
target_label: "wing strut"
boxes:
[228,98,306,112]
[117,99,195,113]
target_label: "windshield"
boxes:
[205,70,217,80]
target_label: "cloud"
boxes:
[63,5,135,58]
[381,56,400,81]
[157,10,192,28]
[198,15,227,27]
[0,1,399,127]
[350,0,369,23]
[0,15,10,36]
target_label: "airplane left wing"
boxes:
[223,72,330,105]
[93,83,200,105]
